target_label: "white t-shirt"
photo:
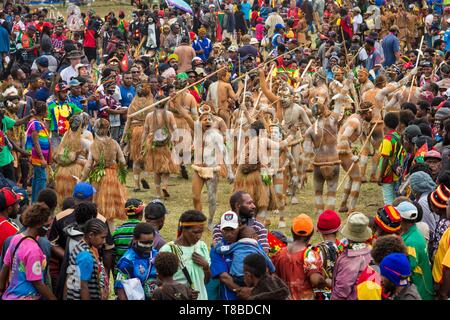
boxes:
[353,14,363,34]
[60,66,78,83]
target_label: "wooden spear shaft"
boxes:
[128,66,227,118]
[408,35,424,102]
[336,122,378,192]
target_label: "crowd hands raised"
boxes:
[0,0,449,301]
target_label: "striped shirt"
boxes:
[112,219,141,269]
[66,239,101,300]
[213,218,269,251]
[25,119,51,166]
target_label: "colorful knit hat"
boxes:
[429,184,450,209]
[125,198,144,216]
[374,205,402,234]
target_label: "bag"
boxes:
[169,242,193,288]
[122,278,145,300]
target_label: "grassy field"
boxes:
[123,165,383,246]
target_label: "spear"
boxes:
[408,35,424,102]
[128,66,227,119]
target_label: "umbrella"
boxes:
[165,0,193,15]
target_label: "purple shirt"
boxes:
[331,244,372,300]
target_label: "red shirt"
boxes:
[84,29,97,48]
[272,246,323,300]
[0,217,19,251]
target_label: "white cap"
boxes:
[220,211,239,230]
[228,45,238,52]
[250,38,259,45]
[75,63,87,70]
[395,201,418,221]
[447,18,450,24]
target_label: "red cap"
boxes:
[0,187,21,211]
[317,210,341,234]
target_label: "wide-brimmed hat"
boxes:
[341,212,372,242]
[66,50,84,59]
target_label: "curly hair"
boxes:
[155,252,179,277]
[21,203,52,228]
[37,188,58,211]
[179,210,206,227]
[371,235,407,265]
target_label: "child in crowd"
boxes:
[152,252,198,300]
[215,226,275,286]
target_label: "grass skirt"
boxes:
[130,125,144,162]
[144,138,179,174]
[233,168,270,210]
[93,167,127,221]
[55,162,84,205]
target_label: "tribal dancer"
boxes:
[337,102,374,213]
[54,115,91,205]
[301,97,342,215]
[141,94,179,198]
[81,119,127,231]
[122,83,153,192]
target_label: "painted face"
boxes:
[200,112,214,130]
[358,70,368,83]
[278,87,291,106]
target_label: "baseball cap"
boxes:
[41,71,55,80]
[68,79,81,87]
[73,182,96,200]
[275,23,285,29]
[228,45,238,52]
[250,38,259,45]
[144,199,167,220]
[75,63,87,70]
[220,211,239,230]
[395,201,419,221]
[36,56,49,67]
[374,205,402,234]
[424,150,442,160]
[292,214,314,236]
[317,209,341,234]
[0,187,21,211]
[54,83,69,93]
[380,253,411,286]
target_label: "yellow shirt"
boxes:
[432,227,450,284]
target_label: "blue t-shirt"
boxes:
[114,247,158,300]
[193,37,213,62]
[241,2,252,20]
[76,251,94,281]
[210,244,237,300]
[119,85,136,108]
[382,33,400,67]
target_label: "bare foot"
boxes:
[338,205,348,213]
[291,197,299,205]
[162,189,170,198]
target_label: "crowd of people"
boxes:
[0,0,449,300]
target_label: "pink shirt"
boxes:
[256,24,265,41]
[2,234,46,300]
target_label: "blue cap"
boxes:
[68,79,81,87]
[380,253,411,286]
[73,182,96,200]
[36,56,49,67]
[275,23,285,29]
[41,70,55,80]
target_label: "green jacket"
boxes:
[402,225,435,300]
